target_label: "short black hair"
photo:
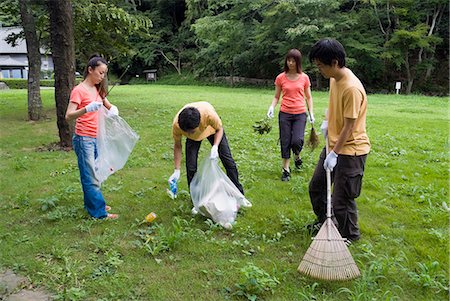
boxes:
[178,107,201,132]
[309,38,346,67]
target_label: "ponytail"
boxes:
[84,54,108,98]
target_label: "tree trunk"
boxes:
[18,0,43,121]
[405,53,413,94]
[47,0,75,147]
[158,50,181,75]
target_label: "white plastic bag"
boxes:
[95,106,139,183]
[190,157,251,229]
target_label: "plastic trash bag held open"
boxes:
[95,106,139,184]
[190,157,252,229]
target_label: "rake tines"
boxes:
[298,219,360,281]
[298,156,360,281]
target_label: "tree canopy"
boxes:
[0,0,448,94]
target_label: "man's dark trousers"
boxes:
[309,147,367,241]
[185,131,244,194]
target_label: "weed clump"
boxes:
[252,117,272,135]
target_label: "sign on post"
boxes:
[143,69,157,82]
[395,82,401,94]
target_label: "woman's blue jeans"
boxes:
[72,134,107,219]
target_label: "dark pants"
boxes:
[186,131,244,194]
[278,111,307,159]
[309,147,367,240]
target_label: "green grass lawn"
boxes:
[0,85,448,300]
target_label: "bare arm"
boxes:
[270,85,282,107]
[332,117,356,154]
[213,126,224,146]
[65,102,86,121]
[173,138,182,170]
[305,86,313,113]
[102,97,112,110]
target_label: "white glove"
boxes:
[320,120,328,136]
[267,106,275,118]
[168,169,180,184]
[309,112,315,124]
[323,151,338,171]
[85,101,102,112]
[210,145,219,159]
[108,105,119,116]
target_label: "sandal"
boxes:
[106,213,119,220]
[105,205,112,211]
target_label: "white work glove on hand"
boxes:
[210,145,219,159]
[309,112,315,124]
[323,151,338,171]
[168,169,180,184]
[267,106,275,118]
[320,120,328,136]
[85,101,102,112]
[108,105,119,116]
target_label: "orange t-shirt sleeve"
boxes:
[274,73,282,87]
[70,87,83,107]
[304,74,311,89]
[206,109,222,130]
[343,87,363,119]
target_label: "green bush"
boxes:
[1,79,28,89]
[0,78,82,89]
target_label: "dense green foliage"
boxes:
[0,0,448,94]
[0,86,448,300]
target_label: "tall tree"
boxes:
[47,0,75,147]
[0,0,20,26]
[72,0,151,68]
[18,0,43,121]
[369,0,447,94]
[128,0,187,75]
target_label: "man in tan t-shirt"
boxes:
[168,101,244,195]
[307,38,371,243]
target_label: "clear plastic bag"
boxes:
[95,106,139,184]
[190,156,252,229]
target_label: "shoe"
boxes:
[306,221,322,235]
[105,213,119,220]
[281,168,290,181]
[345,236,360,246]
[105,205,111,211]
[294,157,303,169]
[240,197,252,208]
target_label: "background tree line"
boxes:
[1,0,448,94]
[0,0,447,146]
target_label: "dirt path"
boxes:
[0,270,52,301]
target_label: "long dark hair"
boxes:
[84,54,108,98]
[283,49,302,73]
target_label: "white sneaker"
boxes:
[223,222,233,230]
[241,197,252,208]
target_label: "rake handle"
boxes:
[325,137,332,240]
[325,137,332,219]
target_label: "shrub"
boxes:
[0,78,81,89]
